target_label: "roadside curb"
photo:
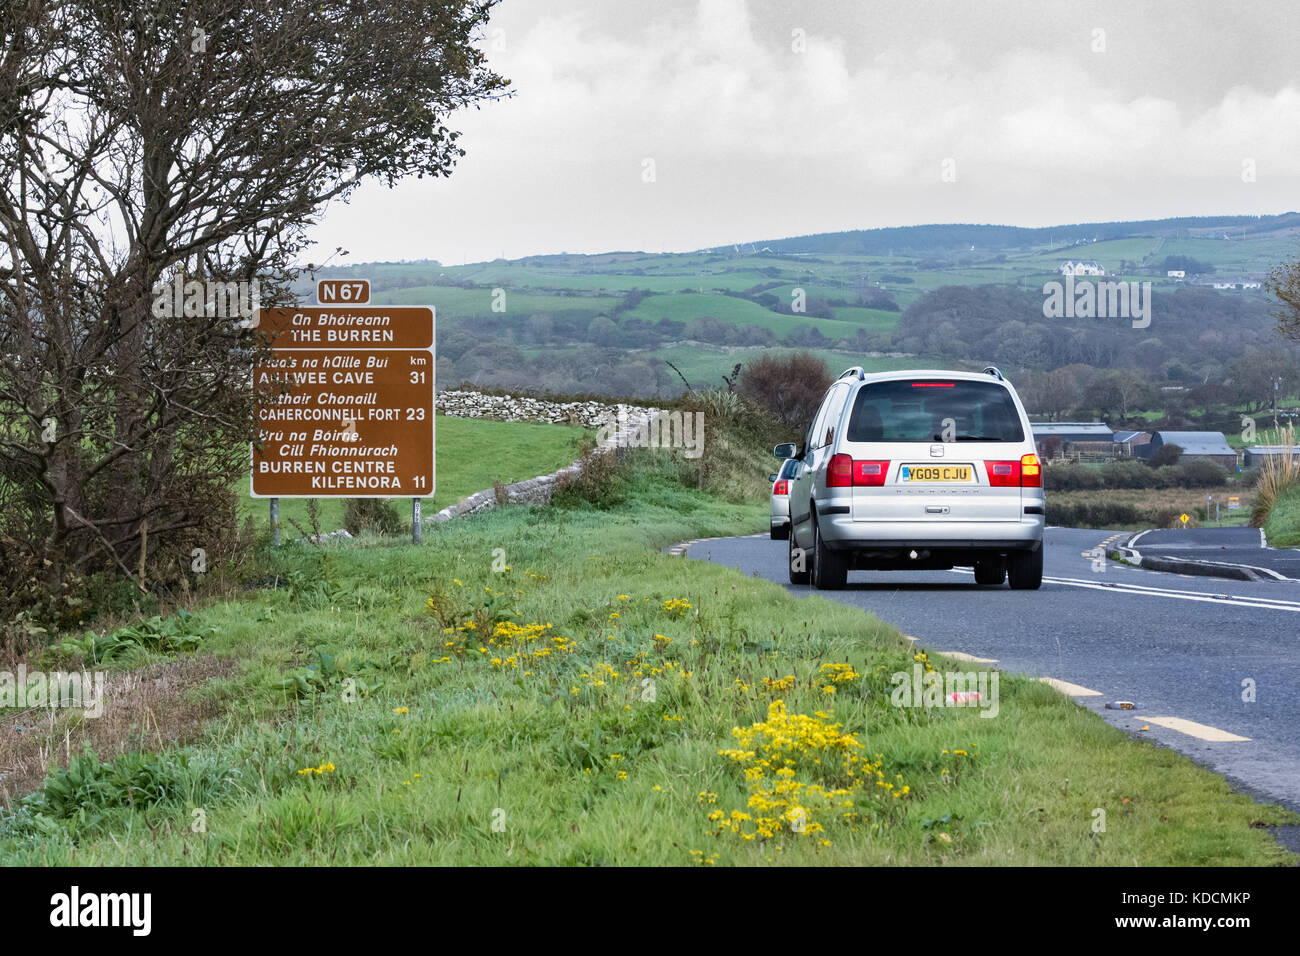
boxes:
[425,408,662,525]
[665,532,766,557]
[1111,532,1293,583]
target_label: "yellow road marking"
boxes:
[936,651,999,663]
[1040,677,1103,697]
[1143,716,1251,742]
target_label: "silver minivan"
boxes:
[768,457,799,539]
[774,367,1045,590]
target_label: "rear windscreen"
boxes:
[780,458,799,478]
[846,380,1024,443]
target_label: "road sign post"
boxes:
[251,281,435,539]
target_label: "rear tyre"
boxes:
[788,523,810,585]
[771,523,789,541]
[811,513,848,590]
[1007,546,1043,590]
[973,560,1005,585]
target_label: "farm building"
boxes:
[1057,260,1106,277]
[1243,445,1300,468]
[1134,431,1237,468]
[1030,422,1115,459]
[1112,430,1151,457]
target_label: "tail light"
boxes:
[984,454,1042,488]
[1020,453,1041,487]
[827,453,853,487]
[772,479,789,495]
[828,454,889,487]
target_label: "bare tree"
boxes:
[1268,252,1300,343]
[0,0,507,620]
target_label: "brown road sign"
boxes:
[252,347,434,498]
[251,297,434,498]
[255,306,434,350]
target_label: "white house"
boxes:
[1166,270,1185,279]
[1058,260,1106,277]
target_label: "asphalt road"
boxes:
[1129,526,1300,579]
[674,526,1300,821]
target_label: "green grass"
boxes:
[639,345,921,391]
[1263,483,1300,547]
[442,265,796,295]
[241,415,588,535]
[1024,237,1163,268]
[4,459,1294,865]
[379,285,622,318]
[624,292,869,339]
[830,306,902,333]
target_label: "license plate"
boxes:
[900,464,972,483]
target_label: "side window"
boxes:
[808,385,849,450]
[820,385,851,448]
[806,388,833,451]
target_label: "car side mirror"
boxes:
[773,443,796,459]
[767,474,778,483]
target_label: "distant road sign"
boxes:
[251,298,434,498]
[1228,496,1241,510]
[1179,513,1190,525]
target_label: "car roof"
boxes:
[847,369,1015,387]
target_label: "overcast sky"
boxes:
[306,0,1300,265]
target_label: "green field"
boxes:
[829,306,902,333]
[642,344,921,389]
[512,343,924,391]
[241,415,588,536]
[4,460,1294,865]
[297,217,1300,404]
[381,284,622,317]
[624,292,870,339]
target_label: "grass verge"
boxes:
[1263,484,1300,547]
[238,415,588,535]
[2,458,1294,865]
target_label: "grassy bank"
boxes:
[1263,484,1300,547]
[240,415,588,535]
[2,456,1293,866]
[1048,485,1256,530]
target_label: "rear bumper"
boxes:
[770,499,790,526]
[819,513,1044,551]
[829,537,1040,551]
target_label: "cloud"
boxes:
[308,0,1300,263]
